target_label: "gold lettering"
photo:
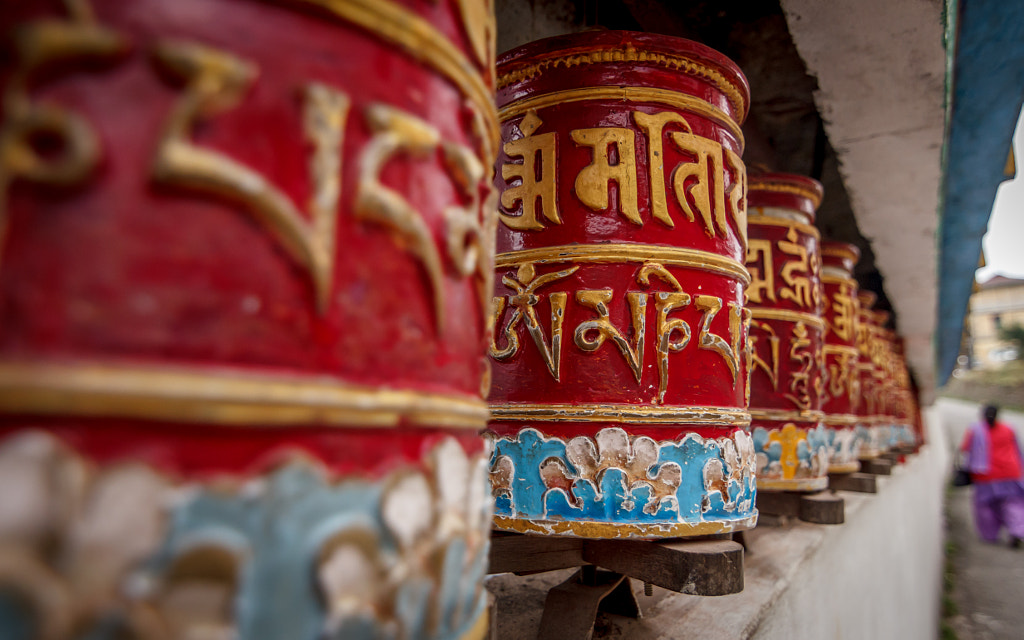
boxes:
[0,2,126,258]
[724,148,747,251]
[637,262,690,403]
[632,111,691,228]
[784,322,815,410]
[694,295,741,383]
[152,42,351,315]
[571,127,641,225]
[500,110,560,230]
[745,239,776,305]
[669,129,727,239]
[574,289,646,383]
[829,284,857,343]
[489,263,578,380]
[777,227,819,310]
[749,320,780,391]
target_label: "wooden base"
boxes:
[861,458,893,475]
[756,490,845,524]
[489,531,745,639]
[829,471,878,494]
[881,451,901,465]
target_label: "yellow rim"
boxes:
[748,307,825,330]
[493,513,758,539]
[0,361,489,429]
[490,403,750,425]
[496,244,750,286]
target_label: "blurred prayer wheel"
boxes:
[488,31,756,539]
[819,241,862,474]
[855,291,885,459]
[745,172,830,492]
[0,1,497,638]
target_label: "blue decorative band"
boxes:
[488,427,758,538]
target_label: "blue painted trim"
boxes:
[937,0,1024,384]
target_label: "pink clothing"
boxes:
[960,421,1023,483]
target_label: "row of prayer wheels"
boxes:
[0,5,922,638]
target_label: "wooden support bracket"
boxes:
[488,532,744,595]
[829,471,878,493]
[489,532,744,639]
[861,458,893,475]
[756,490,845,524]
[536,567,639,640]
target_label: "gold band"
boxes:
[490,403,750,426]
[493,513,758,539]
[823,345,859,356]
[749,307,825,330]
[756,477,829,492]
[747,214,821,240]
[285,0,499,151]
[496,244,750,285]
[496,45,748,121]
[821,273,857,286]
[821,244,859,262]
[747,181,823,209]
[748,408,825,424]
[0,361,489,429]
[828,461,861,474]
[459,610,489,640]
[822,414,860,426]
[498,86,745,151]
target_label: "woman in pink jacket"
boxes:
[960,404,1024,547]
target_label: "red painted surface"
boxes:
[746,173,824,417]
[0,0,495,475]
[820,241,861,418]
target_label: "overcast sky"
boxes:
[977,107,1024,283]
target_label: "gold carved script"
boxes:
[777,227,819,310]
[784,322,817,410]
[750,320,780,391]
[829,284,857,343]
[500,111,560,230]
[745,239,775,305]
[0,0,126,257]
[670,127,727,240]
[152,41,349,314]
[488,262,578,380]
[571,127,641,225]
[491,261,746,402]
[574,289,647,383]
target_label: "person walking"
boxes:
[960,404,1024,547]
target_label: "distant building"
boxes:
[968,275,1024,368]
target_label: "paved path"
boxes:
[938,398,1024,640]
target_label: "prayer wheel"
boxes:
[0,1,497,638]
[871,310,896,454]
[855,292,885,459]
[488,31,756,539]
[820,241,862,474]
[745,172,830,492]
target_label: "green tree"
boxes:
[998,323,1024,359]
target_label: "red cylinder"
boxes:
[488,31,756,539]
[0,1,497,638]
[745,172,829,492]
[820,241,862,473]
[856,291,885,459]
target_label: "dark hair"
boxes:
[984,404,999,427]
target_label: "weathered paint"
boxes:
[489,427,756,539]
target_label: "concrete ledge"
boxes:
[487,409,947,639]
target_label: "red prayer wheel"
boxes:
[871,310,896,453]
[819,241,862,473]
[745,172,830,492]
[0,1,497,638]
[855,291,885,459]
[488,31,756,539]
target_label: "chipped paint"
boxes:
[752,423,830,491]
[489,427,757,538]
